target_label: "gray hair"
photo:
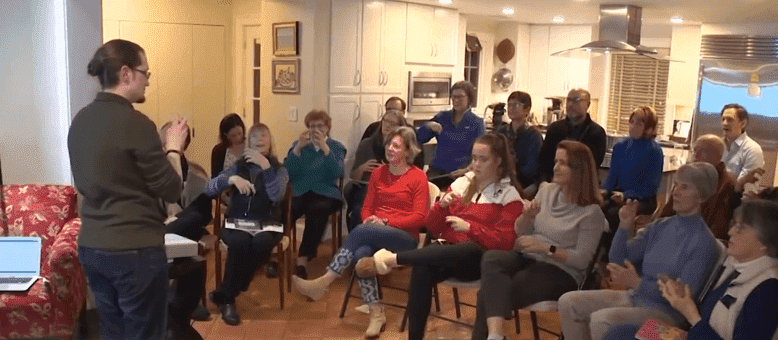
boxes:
[734,199,778,258]
[694,134,726,161]
[676,162,719,202]
[384,126,421,166]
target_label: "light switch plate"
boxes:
[288,106,298,122]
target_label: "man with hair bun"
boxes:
[68,39,188,339]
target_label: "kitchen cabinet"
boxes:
[545,25,592,96]
[405,3,458,66]
[329,94,383,173]
[330,0,406,94]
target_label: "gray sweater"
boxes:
[68,92,182,250]
[522,182,608,284]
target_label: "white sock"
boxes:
[486,335,504,340]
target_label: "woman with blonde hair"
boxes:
[293,126,429,339]
[473,140,608,340]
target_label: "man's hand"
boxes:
[243,148,270,170]
[229,175,255,195]
[426,121,443,134]
[446,216,470,233]
[514,235,548,253]
[606,261,641,289]
[165,117,188,152]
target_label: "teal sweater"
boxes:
[285,138,346,200]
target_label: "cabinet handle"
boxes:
[434,43,438,57]
[356,70,361,85]
[431,43,434,57]
[379,71,384,86]
[383,71,388,86]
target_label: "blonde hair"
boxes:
[383,126,421,166]
[247,123,276,159]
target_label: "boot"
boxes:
[364,304,386,339]
[292,275,328,301]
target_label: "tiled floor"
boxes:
[75,223,564,340]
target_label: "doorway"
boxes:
[245,25,261,125]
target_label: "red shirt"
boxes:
[361,165,429,239]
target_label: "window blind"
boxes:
[607,55,670,136]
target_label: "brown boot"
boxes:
[355,257,378,277]
[364,304,386,339]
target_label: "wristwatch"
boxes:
[548,245,557,256]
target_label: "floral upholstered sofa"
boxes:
[0,185,85,339]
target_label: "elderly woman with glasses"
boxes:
[559,162,724,340]
[603,199,778,340]
[417,80,485,189]
[601,106,664,234]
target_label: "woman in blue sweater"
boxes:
[559,162,723,340]
[285,110,346,278]
[206,123,289,326]
[603,199,778,340]
[602,106,664,233]
[417,80,485,189]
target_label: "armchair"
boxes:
[0,185,85,340]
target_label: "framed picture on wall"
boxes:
[272,21,299,56]
[271,59,300,94]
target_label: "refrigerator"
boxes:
[691,35,778,188]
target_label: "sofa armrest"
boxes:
[45,218,86,308]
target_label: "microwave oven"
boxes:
[408,71,452,115]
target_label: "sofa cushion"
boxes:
[2,185,77,259]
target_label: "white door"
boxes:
[192,25,226,172]
[361,0,384,93]
[382,0,407,94]
[405,3,433,64]
[330,0,362,93]
[245,25,262,125]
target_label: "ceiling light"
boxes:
[553,15,565,23]
[439,0,452,4]
[670,16,683,23]
[502,7,514,15]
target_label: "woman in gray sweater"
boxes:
[472,140,608,340]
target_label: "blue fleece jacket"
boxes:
[417,108,484,173]
[603,137,663,201]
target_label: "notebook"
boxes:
[0,237,42,292]
[636,319,687,340]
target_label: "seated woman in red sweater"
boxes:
[356,133,525,340]
[293,126,429,339]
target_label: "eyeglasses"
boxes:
[729,220,753,234]
[308,123,327,129]
[566,97,588,103]
[508,102,525,108]
[451,95,468,100]
[133,68,151,79]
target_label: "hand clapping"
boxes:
[606,261,641,289]
[618,199,639,229]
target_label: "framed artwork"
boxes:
[271,59,300,94]
[273,21,299,56]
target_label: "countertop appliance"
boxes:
[408,71,452,120]
[691,35,778,187]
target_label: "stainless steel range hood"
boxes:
[552,4,676,61]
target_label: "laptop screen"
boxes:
[0,237,41,276]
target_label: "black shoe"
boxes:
[266,262,279,278]
[295,265,308,279]
[220,303,240,326]
[208,291,225,306]
[191,303,211,321]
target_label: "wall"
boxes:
[0,0,102,185]
[490,22,531,115]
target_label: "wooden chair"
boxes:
[212,183,293,309]
[290,176,345,259]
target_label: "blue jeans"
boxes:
[327,223,418,303]
[79,246,169,340]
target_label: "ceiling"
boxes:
[404,0,778,25]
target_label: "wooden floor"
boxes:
[188,223,564,340]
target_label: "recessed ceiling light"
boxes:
[553,15,565,23]
[439,0,452,4]
[502,7,514,15]
[670,16,683,23]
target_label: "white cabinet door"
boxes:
[361,0,384,93]
[431,6,458,66]
[405,3,434,64]
[330,0,362,93]
[547,25,591,96]
[382,1,406,94]
[329,95,361,156]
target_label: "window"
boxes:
[607,55,670,135]
[464,34,481,108]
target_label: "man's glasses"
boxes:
[451,95,468,100]
[133,68,151,79]
[566,97,588,103]
[508,102,525,108]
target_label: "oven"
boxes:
[408,71,452,117]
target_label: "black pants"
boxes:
[168,257,206,328]
[216,229,282,302]
[397,242,485,340]
[291,191,343,259]
[166,194,213,241]
[344,182,368,232]
[471,250,577,340]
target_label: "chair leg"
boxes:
[452,287,462,319]
[278,247,284,310]
[286,244,292,293]
[514,309,521,334]
[214,243,222,289]
[400,305,409,332]
[530,311,540,340]
[432,284,441,312]
[339,271,358,318]
[292,224,297,254]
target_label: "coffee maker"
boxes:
[544,96,565,124]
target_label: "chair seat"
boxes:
[523,300,558,312]
[441,278,481,289]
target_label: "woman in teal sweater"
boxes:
[285,110,346,278]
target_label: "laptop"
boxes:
[0,237,42,292]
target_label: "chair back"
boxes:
[696,238,728,304]
[428,181,441,209]
[1,184,78,256]
[580,231,610,290]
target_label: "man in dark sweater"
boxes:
[68,39,188,340]
[538,89,607,183]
